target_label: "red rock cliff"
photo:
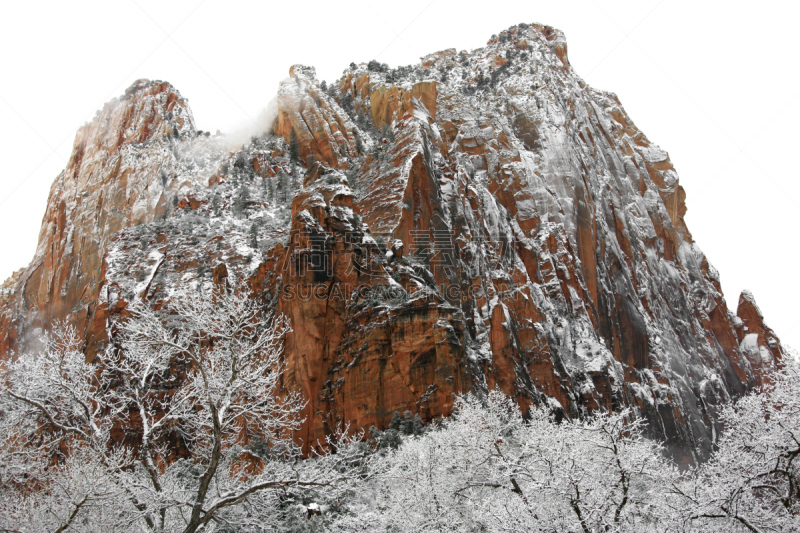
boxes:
[0,24,786,462]
[0,80,200,356]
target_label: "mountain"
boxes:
[0,23,785,462]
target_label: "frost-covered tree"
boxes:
[0,327,124,532]
[333,391,678,532]
[0,287,364,533]
[673,360,800,532]
[3,289,797,532]
[330,364,800,532]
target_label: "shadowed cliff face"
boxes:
[0,24,786,462]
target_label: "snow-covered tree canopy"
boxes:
[1,288,798,531]
[0,287,366,532]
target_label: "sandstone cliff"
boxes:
[0,80,222,354]
[0,23,786,462]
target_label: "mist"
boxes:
[217,97,279,149]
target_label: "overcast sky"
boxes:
[1,1,797,348]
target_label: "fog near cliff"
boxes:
[0,0,797,347]
[220,97,279,149]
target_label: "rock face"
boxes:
[0,24,786,462]
[0,80,215,356]
[734,290,784,386]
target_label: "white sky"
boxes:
[0,1,798,348]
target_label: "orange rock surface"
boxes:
[0,24,786,461]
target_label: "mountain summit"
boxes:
[0,23,784,461]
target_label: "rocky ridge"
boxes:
[0,23,786,462]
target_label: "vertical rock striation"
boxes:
[0,80,202,355]
[0,24,786,461]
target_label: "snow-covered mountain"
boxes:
[0,23,785,462]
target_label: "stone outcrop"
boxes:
[0,80,212,357]
[0,23,787,462]
[734,290,785,386]
[275,66,359,169]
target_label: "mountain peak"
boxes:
[0,24,785,462]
